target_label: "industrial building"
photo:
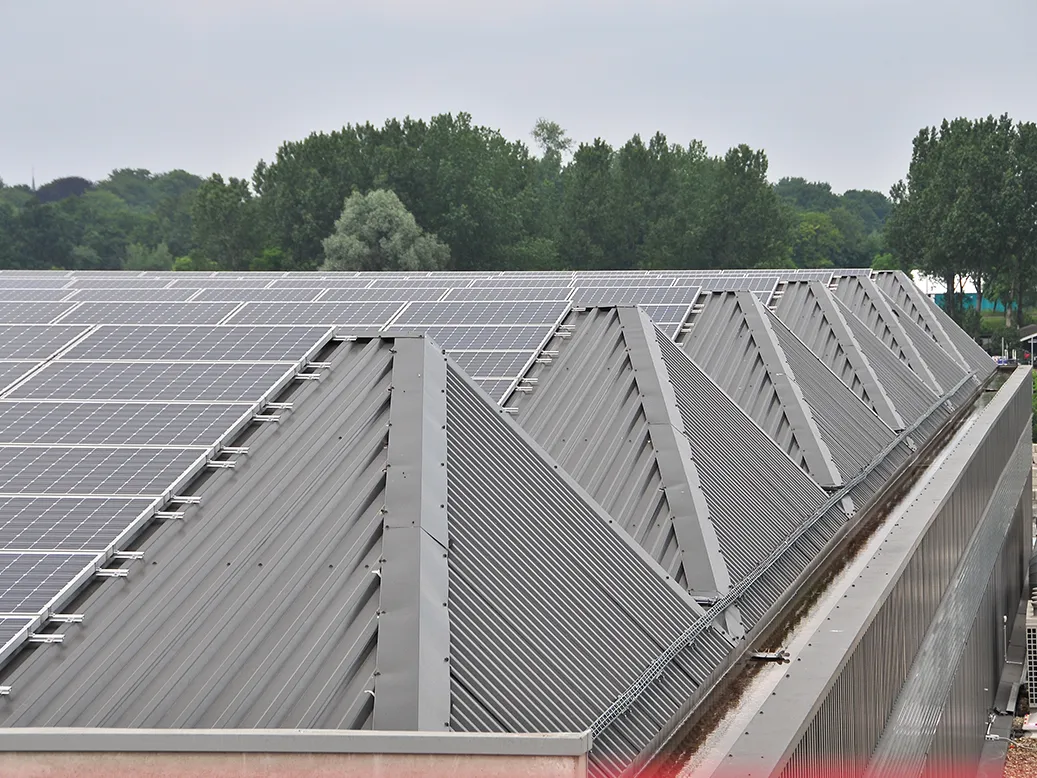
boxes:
[0,268,1027,778]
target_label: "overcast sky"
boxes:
[1,1,1034,194]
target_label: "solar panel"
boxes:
[0,447,201,497]
[0,497,153,551]
[0,618,29,646]
[468,276,575,287]
[424,326,551,350]
[640,304,694,326]
[474,380,514,403]
[63,325,330,362]
[0,363,38,393]
[168,278,274,289]
[191,288,323,303]
[9,362,293,403]
[0,554,95,613]
[57,302,239,325]
[0,290,75,302]
[0,403,247,446]
[67,288,201,303]
[397,301,568,326]
[442,287,572,302]
[0,302,76,324]
[0,326,85,360]
[69,279,173,289]
[573,286,700,306]
[450,351,535,378]
[224,301,404,326]
[0,279,71,289]
[318,287,449,302]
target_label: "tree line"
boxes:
[0,113,890,275]
[885,115,1037,332]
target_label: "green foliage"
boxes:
[0,112,904,274]
[125,242,173,271]
[173,254,218,272]
[887,115,1037,326]
[871,253,898,271]
[191,175,263,271]
[322,189,450,272]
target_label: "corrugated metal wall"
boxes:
[779,370,1032,778]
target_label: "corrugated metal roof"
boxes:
[507,307,731,605]
[833,274,943,392]
[443,361,735,774]
[873,270,995,381]
[834,295,940,424]
[767,311,897,482]
[653,329,830,584]
[0,337,393,729]
[679,291,842,488]
[774,280,904,429]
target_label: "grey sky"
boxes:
[1,0,1034,194]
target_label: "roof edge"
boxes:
[0,728,594,756]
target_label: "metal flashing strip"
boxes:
[0,728,594,755]
[803,281,904,430]
[591,368,982,750]
[617,308,740,634]
[737,291,843,489]
[374,336,452,731]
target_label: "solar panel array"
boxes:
[0,267,844,666]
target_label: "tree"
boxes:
[124,242,174,271]
[191,175,263,271]
[701,145,793,268]
[791,212,840,268]
[321,189,450,272]
[886,115,1036,326]
[35,177,93,203]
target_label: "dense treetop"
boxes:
[0,113,890,276]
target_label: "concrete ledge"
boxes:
[0,728,593,756]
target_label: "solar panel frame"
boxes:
[0,447,203,497]
[0,302,77,324]
[442,287,573,302]
[224,301,405,326]
[62,325,332,362]
[423,326,551,350]
[191,288,325,303]
[396,300,569,326]
[57,302,240,325]
[0,496,155,551]
[0,553,97,614]
[0,402,248,447]
[449,351,536,379]
[9,362,295,403]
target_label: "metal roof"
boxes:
[0,269,996,774]
[678,290,843,488]
[774,280,904,429]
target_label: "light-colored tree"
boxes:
[321,189,450,272]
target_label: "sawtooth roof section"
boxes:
[834,295,941,424]
[506,307,728,600]
[0,331,736,773]
[442,357,735,772]
[872,270,995,381]
[832,274,943,393]
[766,311,898,483]
[651,323,831,585]
[678,290,843,489]
[774,280,904,430]
[0,336,393,730]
